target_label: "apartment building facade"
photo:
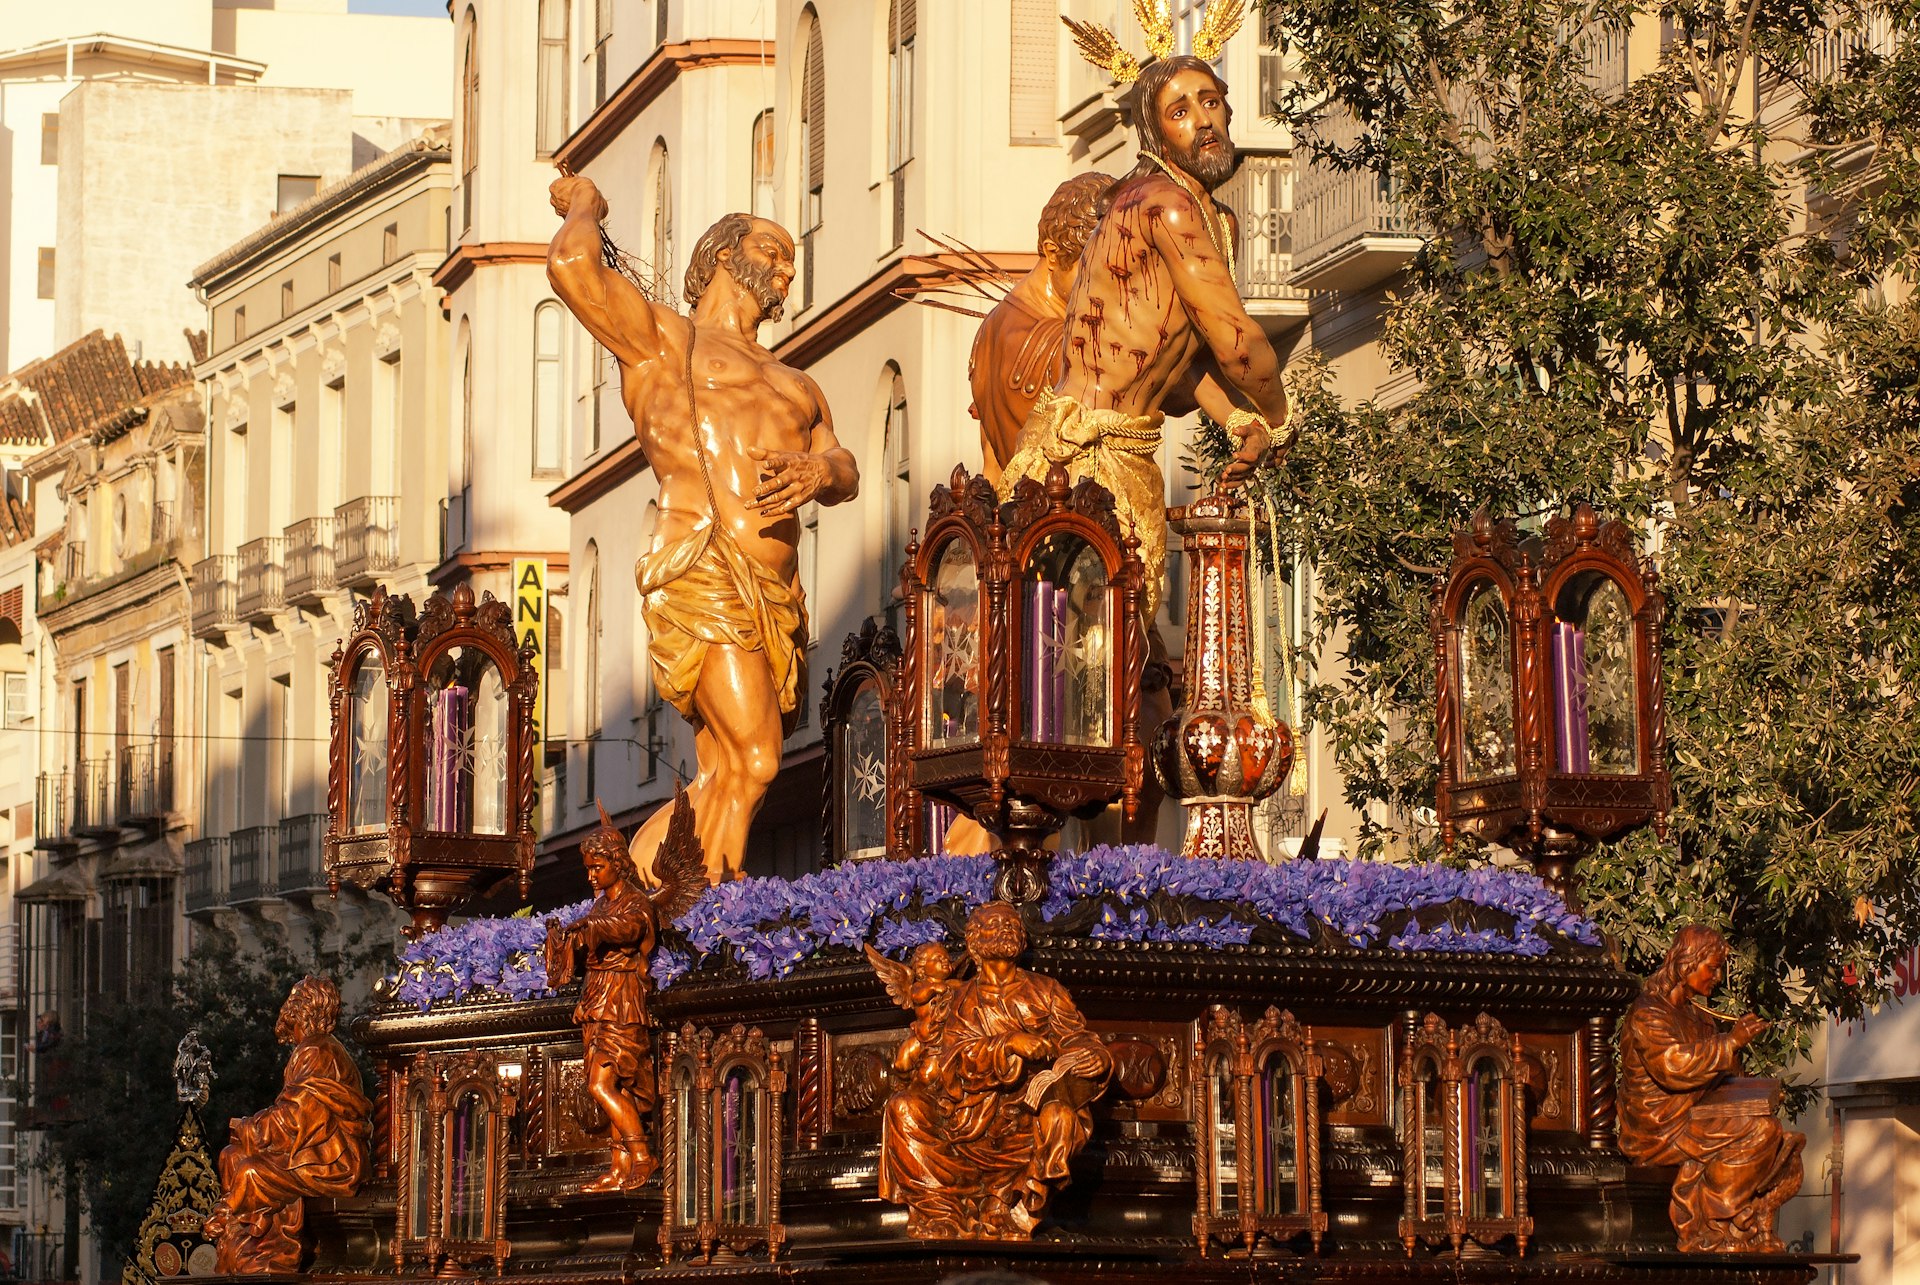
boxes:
[184,131,452,946]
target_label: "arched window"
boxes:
[750,109,776,220]
[880,366,910,627]
[536,0,569,155]
[797,7,825,308]
[647,140,674,303]
[532,302,563,475]
[886,0,916,247]
[459,12,478,228]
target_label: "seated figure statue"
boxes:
[1618,925,1806,1252]
[204,976,372,1273]
[873,902,1111,1239]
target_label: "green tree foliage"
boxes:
[1245,0,1920,1054]
[28,927,391,1277]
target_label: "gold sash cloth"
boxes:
[997,388,1167,618]
[637,523,809,736]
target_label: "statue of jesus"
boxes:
[548,178,859,883]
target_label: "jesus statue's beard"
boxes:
[725,255,788,323]
[1166,127,1240,192]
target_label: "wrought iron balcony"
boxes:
[33,773,70,847]
[228,825,276,904]
[334,496,402,588]
[61,540,87,589]
[185,837,226,914]
[112,742,173,822]
[151,501,177,549]
[191,555,240,639]
[1291,111,1425,293]
[237,537,286,620]
[276,812,329,896]
[286,516,336,604]
[1218,152,1310,315]
[73,757,112,833]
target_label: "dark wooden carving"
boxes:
[1399,1012,1532,1257]
[393,1047,517,1273]
[819,617,922,861]
[659,1024,787,1263]
[1191,1005,1326,1256]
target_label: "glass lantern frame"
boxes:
[1397,1013,1532,1257]
[1191,1006,1326,1257]
[393,1050,519,1273]
[819,618,921,862]
[658,1024,787,1264]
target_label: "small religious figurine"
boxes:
[174,1028,215,1107]
[1618,926,1807,1252]
[969,172,1113,484]
[1005,1,1290,616]
[544,795,705,1193]
[204,977,371,1275]
[548,178,859,884]
[871,903,1112,1239]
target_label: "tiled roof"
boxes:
[0,331,192,449]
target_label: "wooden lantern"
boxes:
[326,583,539,936]
[659,1024,787,1264]
[820,617,922,861]
[902,464,1146,901]
[1192,1006,1326,1257]
[1398,1013,1531,1257]
[394,1049,520,1273]
[1433,504,1670,903]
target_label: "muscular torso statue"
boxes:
[999,58,1290,616]
[548,182,858,882]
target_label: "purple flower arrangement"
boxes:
[386,849,1597,1013]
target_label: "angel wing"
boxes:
[1191,0,1250,62]
[647,786,708,925]
[1061,16,1143,84]
[864,944,917,1011]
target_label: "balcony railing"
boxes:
[113,742,173,821]
[1808,11,1895,82]
[34,773,69,845]
[228,825,275,903]
[1292,109,1425,292]
[285,516,336,604]
[73,757,111,831]
[237,537,286,620]
[276,812,329,896]
[61,540,86,589]
[1219,152,1309,305]
[151,501,177,549]
[1581,24,1630,99]
[191,555,239,638]
[335,496,402,587]
[185,837,226,913]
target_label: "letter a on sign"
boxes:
[513,559,547,745]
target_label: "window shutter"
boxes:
[1010,0,1058,145]
[804,19,826,194]
[892,0,917,47]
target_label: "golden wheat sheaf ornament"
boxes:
[1062,0,1249,83]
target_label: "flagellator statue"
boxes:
[547,177,859,884]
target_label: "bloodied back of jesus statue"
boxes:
[545,796,705,1193]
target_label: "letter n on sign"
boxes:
[514,559,548,745]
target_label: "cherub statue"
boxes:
[544,792,705,1193]
[871,903,1112,1239]
[867,941,957,1087]
[203,977,370,1274]
[1618,925,1806,1251]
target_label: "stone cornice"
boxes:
[772,251,1038,370]
[430,242,550,297]
[551,38,772,172]
[547,436,647,514]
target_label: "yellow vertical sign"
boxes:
[513,559,548,746]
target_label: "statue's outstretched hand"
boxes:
[747,446,830,516]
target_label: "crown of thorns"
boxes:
[1062,0,1249,84]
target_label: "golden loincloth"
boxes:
[998,389,1167,617]
[637,523,808,736]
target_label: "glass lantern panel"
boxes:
[1551,575,1640,774]
[1260,1055,1298,1216]
[715,1064,762,1226]
[924,539,982,747]
[1457,584,1517,780]
[348,659,389,834]
[406,1089,431,1241]
[425,646,512,834]
[1465,1056,1508,1219]
[1418,1059,1446,1218]
[838,680,888,859]
[1021,534,1112,745]
[673,1063,699,1226]
[1209,1052,1237,1217]
[444,1088,491,1243]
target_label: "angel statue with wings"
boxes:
[544,792,705,1193]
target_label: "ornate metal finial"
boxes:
[174,1029,214,1107]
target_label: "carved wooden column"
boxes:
[794,1017,830,1151]
[1584,1013,1617,1151]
